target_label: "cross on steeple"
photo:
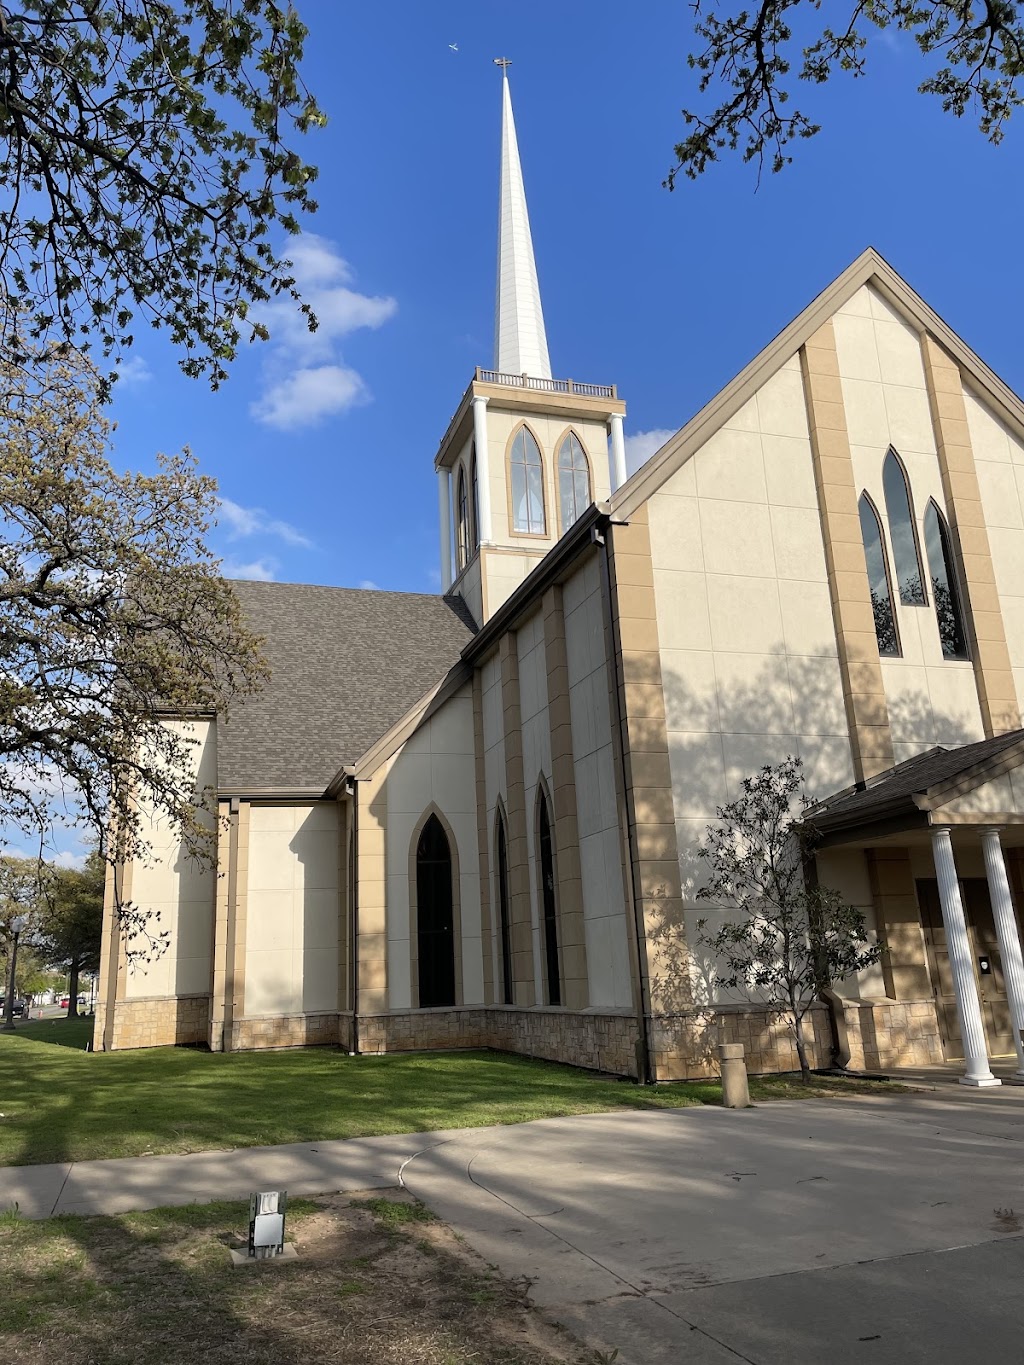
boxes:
[492,56,512,70]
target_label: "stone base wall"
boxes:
[230,1012,354,1052]
[830,995,945,1070]
[650,1004,834,1081]
[358,1006,640,1078]
[99,995,210,1051]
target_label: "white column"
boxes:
[981,828,1024,1080]
[609,412,627,493]
[438,467,453,591]
[931,826,1001,1086]
[472,396,493,543]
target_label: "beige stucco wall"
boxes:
[515,608,554,1004]
[382,683,483,1008]
[646,353,856,1000]
[562,555,633,1008]
[480,648,507,996]
[124,719,217,1000]
[833,284,985,760]
[814,848,886,999]
[964,387,1024,719]
[243,802,341,1018]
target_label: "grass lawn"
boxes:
[0,1022,904,1168]
[0,1192,592,1365]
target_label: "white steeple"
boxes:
[493,62,552,380]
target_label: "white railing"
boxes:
[476,367,616,399]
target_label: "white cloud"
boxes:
[250,234,397,431]
[624,428,676,475]
[222,557,278,582]
[116,354,152,387]
[217,497,314,549]
[357,579,380,590]
[251,363,368,431]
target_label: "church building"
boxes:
[95,71,1024,1088]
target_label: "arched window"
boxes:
[509,426,546,534]
[416,814,456,1008]
[471,443,479,547]
[495,812,514,1005]
[882,449,926,605]
[859,493,900,657]
[537,790,561,1005]
[557,431,591,533]
[924,502,969,660]
[456,467,470,572]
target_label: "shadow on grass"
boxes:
[10,1017,93,1050]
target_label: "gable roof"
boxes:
[808,729,1024,842]
[217,581,476,795]
[613,247,1024,519]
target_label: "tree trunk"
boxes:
[792,1009,811,1082]
[67,958,80,1018]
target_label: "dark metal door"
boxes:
[538,794,560,1006]
[416,815,455,1008]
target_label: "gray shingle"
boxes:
[217,582,475,793]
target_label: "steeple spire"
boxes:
[493,61,551,380]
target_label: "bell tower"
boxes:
[434,62,627,626]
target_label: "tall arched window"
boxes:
[924,501,969,660]
[509,426,546,534]
[416,815,456,1007]
[495,812,514,1005]
[471,444,479,547]
[859,493,900,657]
[882,449,926,605]
[456,467,470,572]
[557,432,591,533]
[537,790,561,1006]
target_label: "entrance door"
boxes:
[416,815,456,1008]
[917,878,1016,1060]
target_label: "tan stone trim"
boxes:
[338,798,350,1014]
[95,854,129,1052]
[606,507,690,1018]
[921,333,1021,736]
[541,586,588,1009]
[802,321,895,781]
[472,670,494,1004]
[407,803,464,1009]
[230,802,249,1026]
[503,419,550,541]
[356,771,388,1014]
[499,632,536,1004]
[864,848,931,1000]
[208,801,232,1051]
[614,247,1024,520]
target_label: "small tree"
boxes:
[696,757,881,1080]
[34,854,105,1018]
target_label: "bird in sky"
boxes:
[449,43,458,52]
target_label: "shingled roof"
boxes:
[809,729,1024,839]
[217,581,476,794]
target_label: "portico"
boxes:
[812,732,1024,1084]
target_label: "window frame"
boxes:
[882,447,928,607]
[923,499,971,661]
[859,491,902,658]
[506,423,548,537]
[456,464,470,573]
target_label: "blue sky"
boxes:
[107,0,1024,594]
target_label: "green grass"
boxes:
[5,1016,94,1050]
[0,1030,903,1168]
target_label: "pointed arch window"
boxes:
[537,790,560,1006]
[557,432,591,534]
[495,812,514,1005]
[924,502,969,660]
[416,814,456,1008]
[859,493,900,657]
[510,427,546,534]
[456,467,470,572]
[882,449,926,605]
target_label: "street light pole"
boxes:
[2,915,27,1032]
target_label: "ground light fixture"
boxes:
[230,1190,297,1266]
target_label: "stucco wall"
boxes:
[516,609,554,1004]
[814,848,886,999]
[243,803,341,1018]
[562,556,633,1008]
[965,385,1024,719]
[834,284,985,760]
[480,649,507,998]
[124,719,217,1001]
[382,682,483,1008]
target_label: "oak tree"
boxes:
[670,1,1024,183]
[34,852,104,1017]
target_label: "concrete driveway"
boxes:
[400,1086,1024,1364]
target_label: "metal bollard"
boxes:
[718,1042,750,1108]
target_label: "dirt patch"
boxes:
[0,1193,595,1364]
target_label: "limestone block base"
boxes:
[97,994,210,1051]
[229,1012,355,1052]
[829,995,945,1071]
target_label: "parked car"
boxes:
[7,999,26,1018]
[60,995,70,1009]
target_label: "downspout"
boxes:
[595,520,654,1084]
[346,776,360,1056]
